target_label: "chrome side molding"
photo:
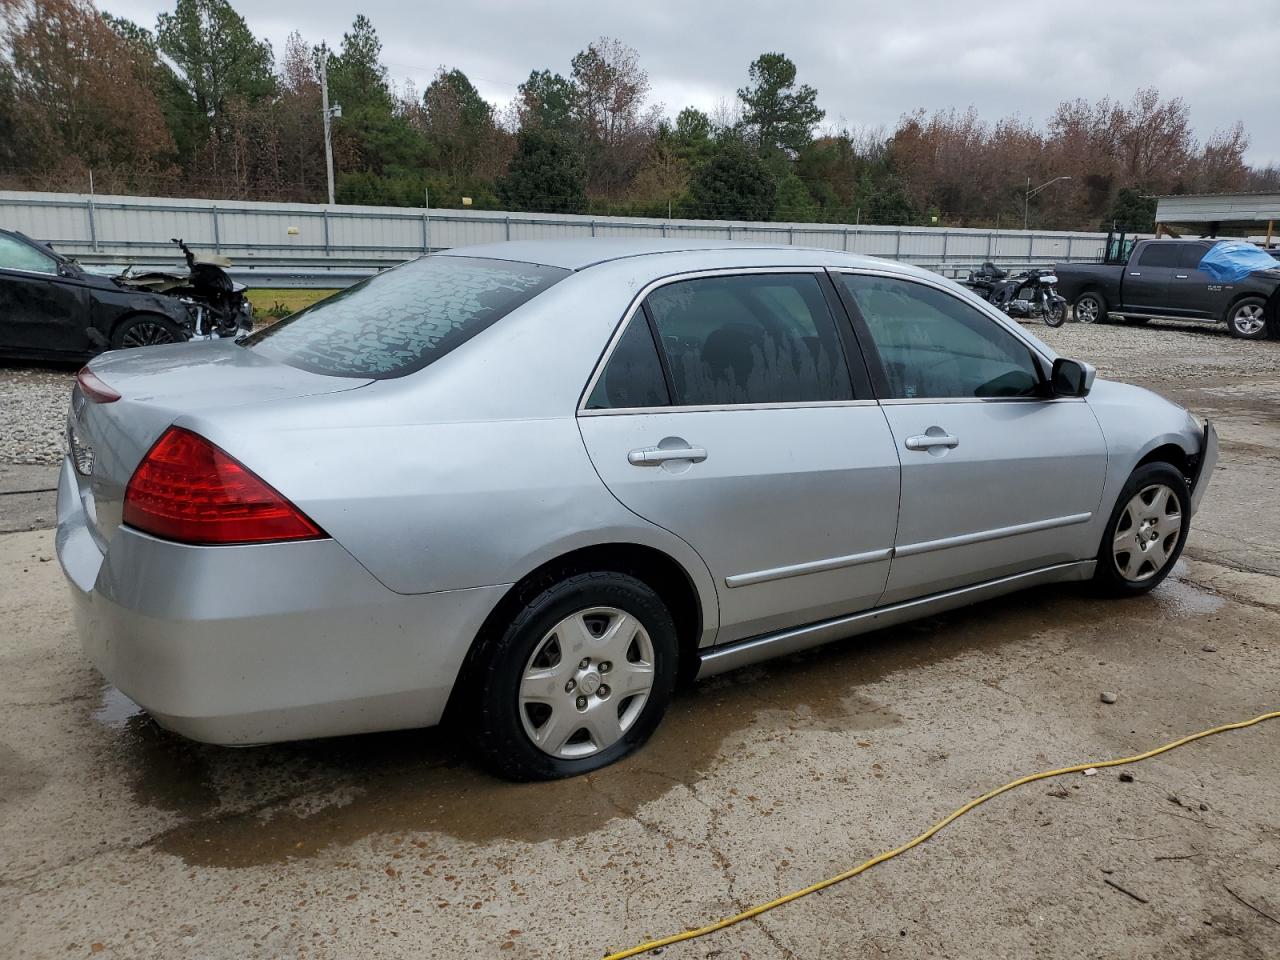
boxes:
[724,547,893,589]
[698,560,1096,679]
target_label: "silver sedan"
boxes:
[57,240,1217,779]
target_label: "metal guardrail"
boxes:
[2,189,1122,288]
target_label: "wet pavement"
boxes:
[2,320,1280,959]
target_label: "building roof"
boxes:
[1154,192,1280,225]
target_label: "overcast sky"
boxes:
[104,0,1280,167]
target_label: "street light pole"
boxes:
[1025,175,1072,231]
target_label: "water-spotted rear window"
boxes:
[245,256,570,378]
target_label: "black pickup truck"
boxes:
[1054,238,1280,340]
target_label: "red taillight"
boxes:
[77,366,120,403]
[123,427,325,545]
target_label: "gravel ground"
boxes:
[1032,316,1280,383]
[1,317,1276,467]
[0,365,73,465]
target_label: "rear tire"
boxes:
[110,314,186,349]
[467,571,678,781]
[1092,462,1190,597]
[1225,296,1268,340]
[1073,291,1106,325]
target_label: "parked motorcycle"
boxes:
[964,262,1068,327]
[115,238,253,339]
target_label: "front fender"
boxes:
[1084,378,1207,536]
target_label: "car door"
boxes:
[1167,241,1219,318]
[0,233,90,355]
[833,271,1108,605]
[1124,242,1180,314]
[577,269,902,645]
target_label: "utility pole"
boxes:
[320,54,341,206]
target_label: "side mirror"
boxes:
[1051,357,1096,397]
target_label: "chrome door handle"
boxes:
[905,434,959,451]
[1129,272,1141,276]
[628,445,708,465]
[1174,274,1189,279]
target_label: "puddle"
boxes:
[93,685,145,730]
[1153,566,1226,618]
[90,583,1155,868]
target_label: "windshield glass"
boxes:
[245,255,570,378]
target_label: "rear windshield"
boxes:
[244,255,570,378]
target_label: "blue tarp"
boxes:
[1198,240,1279,283]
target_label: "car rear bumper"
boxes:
[55,457,507,745]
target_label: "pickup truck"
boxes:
[1054,238,1280,340]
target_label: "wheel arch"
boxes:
[1135,441,1191,478]
[444,541,710,726]
[1220,289,1267,323]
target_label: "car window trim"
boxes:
[577,266,872,416]
[826,267,1081,404]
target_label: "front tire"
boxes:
[1073,291,1107,325]
[110,314,186,349]
[468,571,678,781]
[1044,299,1066,327]
[1225,296,1268,340]
[1092,462,1189,597]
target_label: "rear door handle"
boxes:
[905,434,959,451]
[1174,274,1189,279]
[628,445,708,465]
[1129,272,1142,276]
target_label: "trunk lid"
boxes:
[69,341,370,547]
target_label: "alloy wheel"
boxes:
[121,320,180,348]
[518,606,656,759]
[1232,303,1266,336]
[1112,483,1182,582]
[1075,297,1101,324]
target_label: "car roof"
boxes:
[434,238,911,274]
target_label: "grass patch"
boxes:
[246,288,340,318]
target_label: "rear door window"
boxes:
[1137,244,1181,268]
[642,274,854,406]
[246,255,569,378]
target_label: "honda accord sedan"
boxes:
[57,240,1217,780]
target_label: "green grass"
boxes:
[246,288,340,319]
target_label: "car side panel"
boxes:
[182,398,722,644]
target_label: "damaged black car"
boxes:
[0,229,253,362]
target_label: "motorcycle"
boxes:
[115,238,254,339]
[964,262,1068,327]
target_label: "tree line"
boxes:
[2,0,1277,231]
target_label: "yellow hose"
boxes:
[602,709,1280,960]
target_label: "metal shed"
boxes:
[1153,192,1280,247]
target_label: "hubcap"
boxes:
[1233,304,1265,335]
[121,321,179,348]
[1076,298,1100,323]
[1112,483,1182,582]
[518,607,655,759]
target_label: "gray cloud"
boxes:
[106,0,1280,165]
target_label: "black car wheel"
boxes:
[111,314,186,349]
[1073,291,1106,324]
[467,571,679,781]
